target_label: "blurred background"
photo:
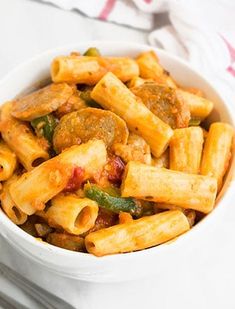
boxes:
[1,0,234,100]
[0,0,165,78]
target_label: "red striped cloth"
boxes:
[40,0,235,95]
[41,0,154,29]
[99,0,116,20]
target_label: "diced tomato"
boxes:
[107,156,125,186]
[64,167,85,192]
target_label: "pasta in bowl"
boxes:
[0,42,234,281]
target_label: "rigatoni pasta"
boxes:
[51,56,109,85]
[0,47,233,256]
[201,122,234,191]
[136,51,176,88]
[153,204,196,227]
[0,102,49,171]
[91,72,173,157]
[51,55,139,85]
[170,127,204,174]
[106,57,139,82]
[9,140,107,215]
[0,175,27,225]
[0,141,17,181]
[121,161,217,213]
[176,89,214,120]
[85,210,190,256]
[44,194,99,235]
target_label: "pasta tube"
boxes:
[51,56,139,85]
[0,141,17,181]
[136,51,176,88]
[0,102,49,171]
[154,204,196,227]
[200,122,234,191]
[91,72,173,157]
[0,175,27,225]
[46,194,99,235]
[176,89,214,120]
[121,162,217,213]
[85,210,190,256]
[107,57,139,82]
[51,56,109,85]
[9,140,107,215]
[170,127,204,174]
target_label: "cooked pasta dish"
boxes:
[0,47,233,256]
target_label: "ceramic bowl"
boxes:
[0,41,234,282]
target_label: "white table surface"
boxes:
[0,1,235,308]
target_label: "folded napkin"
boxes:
[148,0,235,107]
[40,0,154,29]
[40,0,235,107]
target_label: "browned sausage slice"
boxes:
[53,107,129,153]
[132,82,190,129]
[11,83,73,121]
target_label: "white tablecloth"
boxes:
[0,1,235,308]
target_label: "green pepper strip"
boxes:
[83,47,101,57]
[189,118,201,126]
[84,183,142,216]
[31,114,57,143]
[79,88,101,108]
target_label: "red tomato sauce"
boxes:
[107,156,125,186]
[64,166,85,192]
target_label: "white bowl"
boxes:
[0,41,234,282]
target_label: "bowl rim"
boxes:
[0,40,234,263]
